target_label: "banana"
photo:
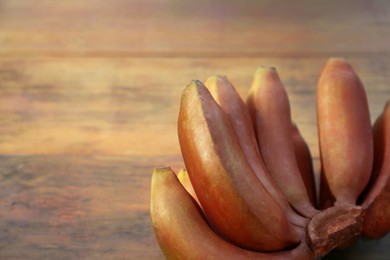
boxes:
[177,168,200,206]
[205,75,308,227]
[150,167,314,260]
[291,123,317,208]
[178,80,302,251]
[317,58,373,206]
[151,59,390,258]
[247,67,318,218]
[318,166,335,209]
[361,102,390,238]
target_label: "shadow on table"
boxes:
[323,233,390,260]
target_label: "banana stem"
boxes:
[306,205,364,257]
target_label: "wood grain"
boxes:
[0,155,388,259]
[0,155,172,259]
[1,0,390,259]
[1,0,390,56]
[0,56,389,159]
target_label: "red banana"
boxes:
[361,102,390,238]
[178,80,302,251]
[292,123,317,208]
[151,167,314,260]
[205,75,308,227]
[317,58,373,206]
[247,67,318,218]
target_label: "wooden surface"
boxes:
[0,1,389,259]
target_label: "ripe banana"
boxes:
[151,167,314,260]
[205,75,308,227]
[291,123,317,208]
[318,166,335,210]
[247,67,318,218]
[178,80,301,251]
[151,58,390,259]
[177,168,200,206]
[361,102,390,238]
[317,58,373,206]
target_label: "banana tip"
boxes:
[325,57,351,69]
[205,75,229,86]
[255,66,277,74]
[250,66,281,93]
[153,167,172,173]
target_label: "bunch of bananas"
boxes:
[150,58,390,259]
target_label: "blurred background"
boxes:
[0,0,389,259]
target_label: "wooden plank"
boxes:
[1,0,390,56]
[0,1,388,258]
[0,155,389,259]
[0,155,168,259]
[1,57,389,160]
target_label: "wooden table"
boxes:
[0,1,389,259]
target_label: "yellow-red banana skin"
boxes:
[318,166,335,210]
[292,123,317,208]
[205,75,308,227]
[317,58,373,205]
[178,80,301,251]
[150,59,390,258]
[150,167,314,260]
[247,67,318,218]
[361,102,390,238]
[177,168,200,206]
